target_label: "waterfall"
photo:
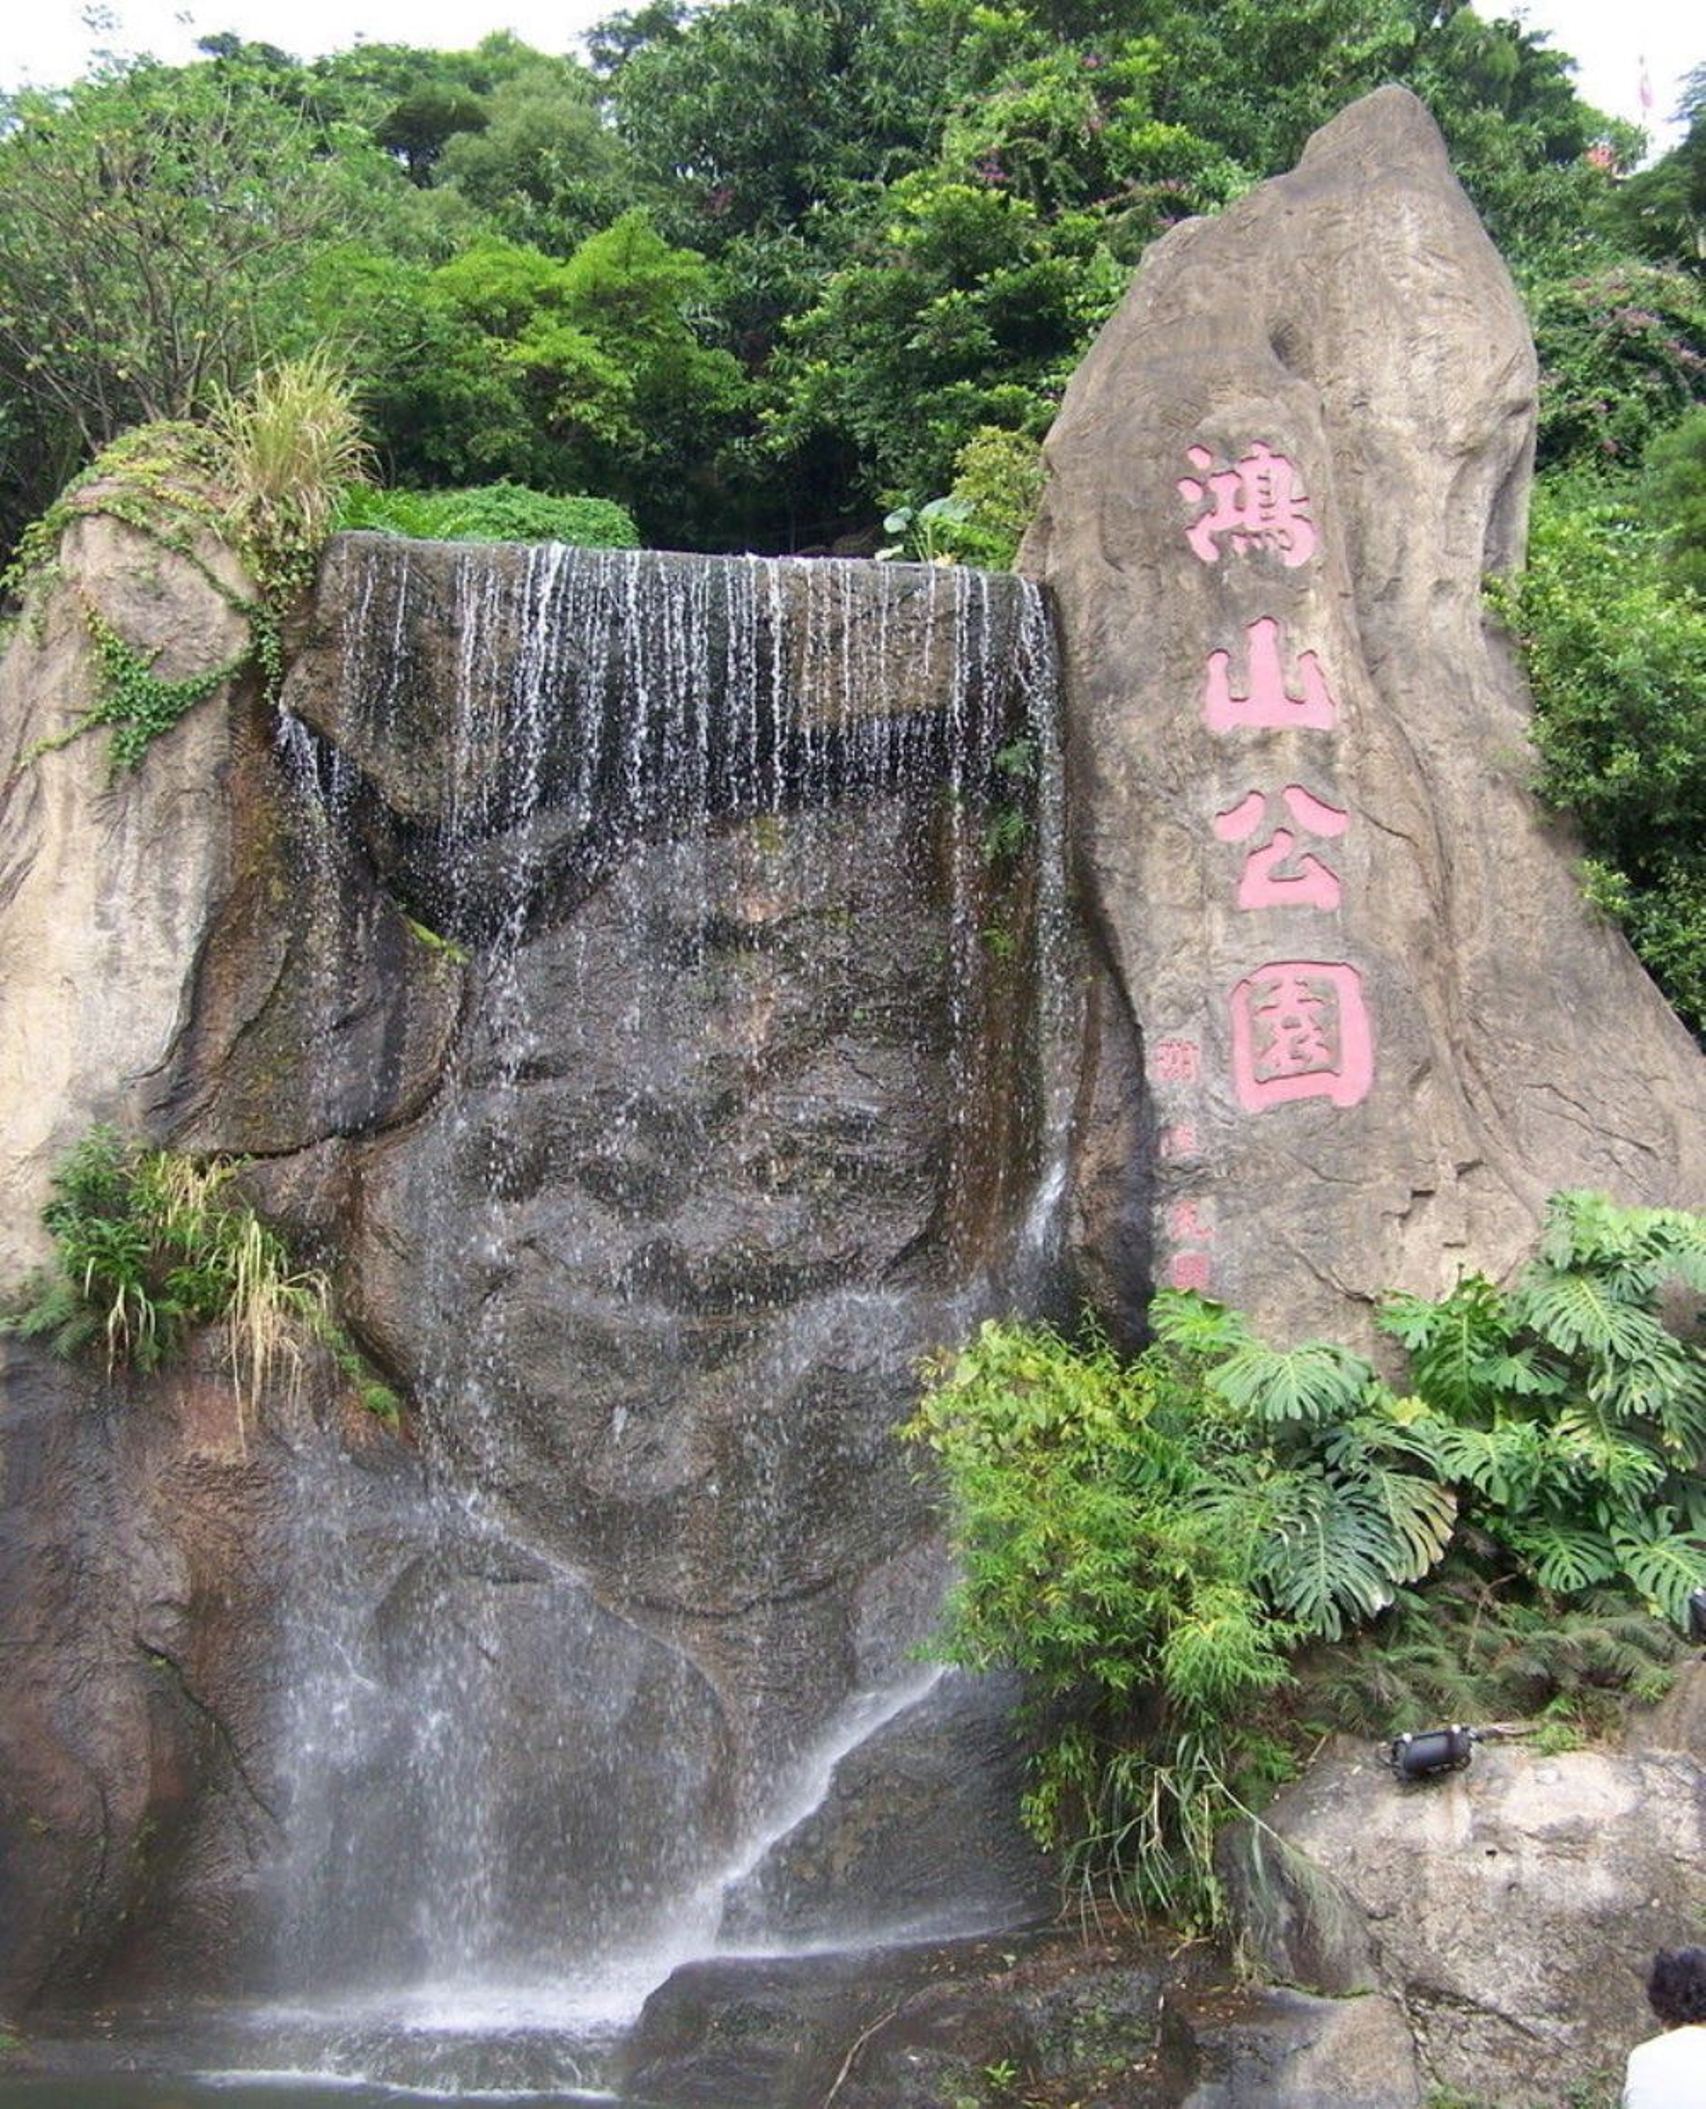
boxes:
[252,540,1067,2088]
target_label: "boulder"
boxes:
[1023,85,1706,1346]
[718,1669,1053,1945]
[1227,1736,1706,2104]
[1164,1986,1422,2109]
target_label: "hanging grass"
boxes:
[2,1127,400,1435]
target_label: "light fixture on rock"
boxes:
[1389,1724,1475,1782]
[1688,1588,1706,1647]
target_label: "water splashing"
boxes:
[257,538,1067,2085]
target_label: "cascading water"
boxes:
[246,538,1068,2094]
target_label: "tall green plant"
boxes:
[208,350,372,601]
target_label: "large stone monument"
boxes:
[1024,85,1706,1345]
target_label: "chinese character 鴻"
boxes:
[1177,442,1317,568]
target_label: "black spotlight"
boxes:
[1389,1724,1475,1782]
[1688,1589,1706,1646]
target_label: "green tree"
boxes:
[1618,63,1706,271]
[1493,470,1706,1032]
[436,60,638,252]
[0,60,391,461]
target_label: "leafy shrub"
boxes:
[908,1193,1706,1927]
[336,480,640,547]
[1532,264,1706,472]
[3,1128,399,1428]
[1491,472,1706,1036]
[1642,406,1706,603]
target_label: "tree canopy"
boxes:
[1,2,1704,1024]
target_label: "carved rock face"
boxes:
[1023,85,1706,1345]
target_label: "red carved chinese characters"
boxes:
[1213,783,1349,911]
[1166,1251,1214,1293]
[1230,963,1373,1111]
[1177,442,1317,568]
[1203,618,1337,734]
[1150,1038,1200,1084]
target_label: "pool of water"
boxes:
[0,2084,630,2107]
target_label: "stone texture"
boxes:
[718,1669,1053,1945]
[0,526,1059,2014]
[0,513,251,1276]
[1227,1736,1706,2103]
[618,1935,1194,2109]
[0,1336,329,2011]
[1165,1986,1422,2109]
[1022,84,1706,1345]
[1626,1658,1706,1756]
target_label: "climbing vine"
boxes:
[26,608,249,777]
[3,358,368,774]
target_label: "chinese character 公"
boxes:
[1229,961,1373,1112]
[1213,783,1350,911]
[1203,618,1338,734]
[1177,441,1317,568]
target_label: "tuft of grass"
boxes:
[209,349,371,598]
[2,1127,400,1436]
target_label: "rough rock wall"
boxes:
[0,532,1059,2010]
[1023,86,1706,1344]
[0,511,250,1276]
[1229,1701,1706,2104]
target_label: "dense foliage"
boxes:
[1493,467,1706,1034]
[2,1129,399,1426]
[907,1193,1706,1924]
[337,482,640,546]
[0,0,1660,559]
[2,8,1705,1016]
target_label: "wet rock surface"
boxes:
[719,1669,1053,1945]
[0,537,1058,2011]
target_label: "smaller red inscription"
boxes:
[1204,618,1338,734]
[1177,442,1317,568]
[1158,1122,1199,1161]
[1230,961,1373,1112]
[1166,1199,1211,1243]
[1151,1038,1200,1084]
[1167,1251,1214,1294]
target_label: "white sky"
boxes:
[1,0,1699,148]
